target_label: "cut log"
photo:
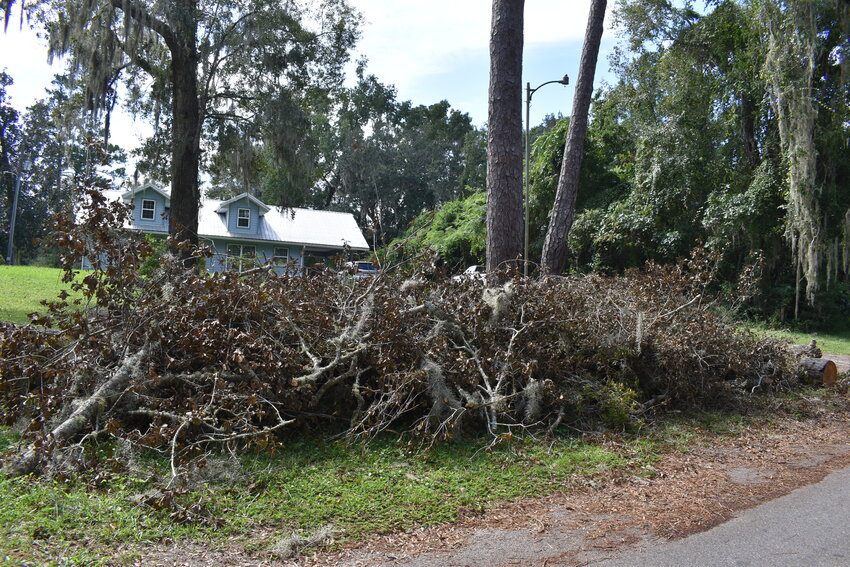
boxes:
[788,340,822,359]
[799,357,837,387]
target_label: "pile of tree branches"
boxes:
[0,191,797,477]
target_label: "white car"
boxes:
[452,265,486,282]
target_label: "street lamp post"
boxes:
[5,159,32,266]
[524,74,569,276]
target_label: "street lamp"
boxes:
[5,158,32,266]
[524,74,569,276]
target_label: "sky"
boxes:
[350,0,618,126]
[0,1,619,157]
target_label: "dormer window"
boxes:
[141,199,156,221]
[237,208,251,229]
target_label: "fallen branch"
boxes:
[5,348,147,477]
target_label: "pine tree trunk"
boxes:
[486,0,524,273]
[540,0,606,275]
[168,2,202,267]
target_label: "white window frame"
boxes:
[141,199,156,221]
[237,208,251,229]
[273,247,290,266]
[225,244,257,272]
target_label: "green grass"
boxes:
[2,396,830,565]
[0,431,659,565]
[749,325,850,356]
[0,265,83,325]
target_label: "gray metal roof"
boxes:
[102,188,370,251]
[199,199,370,251]
[120,182,171,202]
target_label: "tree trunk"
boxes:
[0,108,15,257]
[540,0,606,275]
[168,2,202,267]
[799,357,837,387]
[740,94,760,166]
[486,0,524,273]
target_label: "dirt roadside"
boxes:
[137,390,850,567]
[823,353,850,373]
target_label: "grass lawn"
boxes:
[0,265,82,325]
[0,398,813,566]
[749,325,850,356]
[0,428,663,566]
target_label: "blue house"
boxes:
[86,183,370,273]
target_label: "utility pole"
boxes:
[524,75,569,276]
[5,159,31,266]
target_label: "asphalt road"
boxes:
[596,464,850,567]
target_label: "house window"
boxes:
[237,208,251,229]
[273,247,289,266]
[225,244,257,272]
[141,199,156,221]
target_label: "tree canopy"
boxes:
[1,71,116,263]
[4,0,361,258]
[564,0,850,322]
[393,0,848,325]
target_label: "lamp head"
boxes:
[560,74,570,85]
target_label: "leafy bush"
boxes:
[0,189,797,477]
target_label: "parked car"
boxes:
[452,265,486,282]
[344,260,380,278]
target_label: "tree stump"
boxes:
[799,357,838,387]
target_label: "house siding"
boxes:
[206,238,303,275]
[225,197,262,235]
[132,187,169,232]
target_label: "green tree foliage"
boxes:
[391,108,631,276]
[204,68,484,247]
[320,71,484,246]
[591,0,764,265]
[527,108,632,269]
[6,0,361,259]
[756,0,850,310]
[0,72,21,262]
[547,0,849,325]
[0,71,125,264]
[387,191,487,270]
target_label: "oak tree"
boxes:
[4,0,360,263]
